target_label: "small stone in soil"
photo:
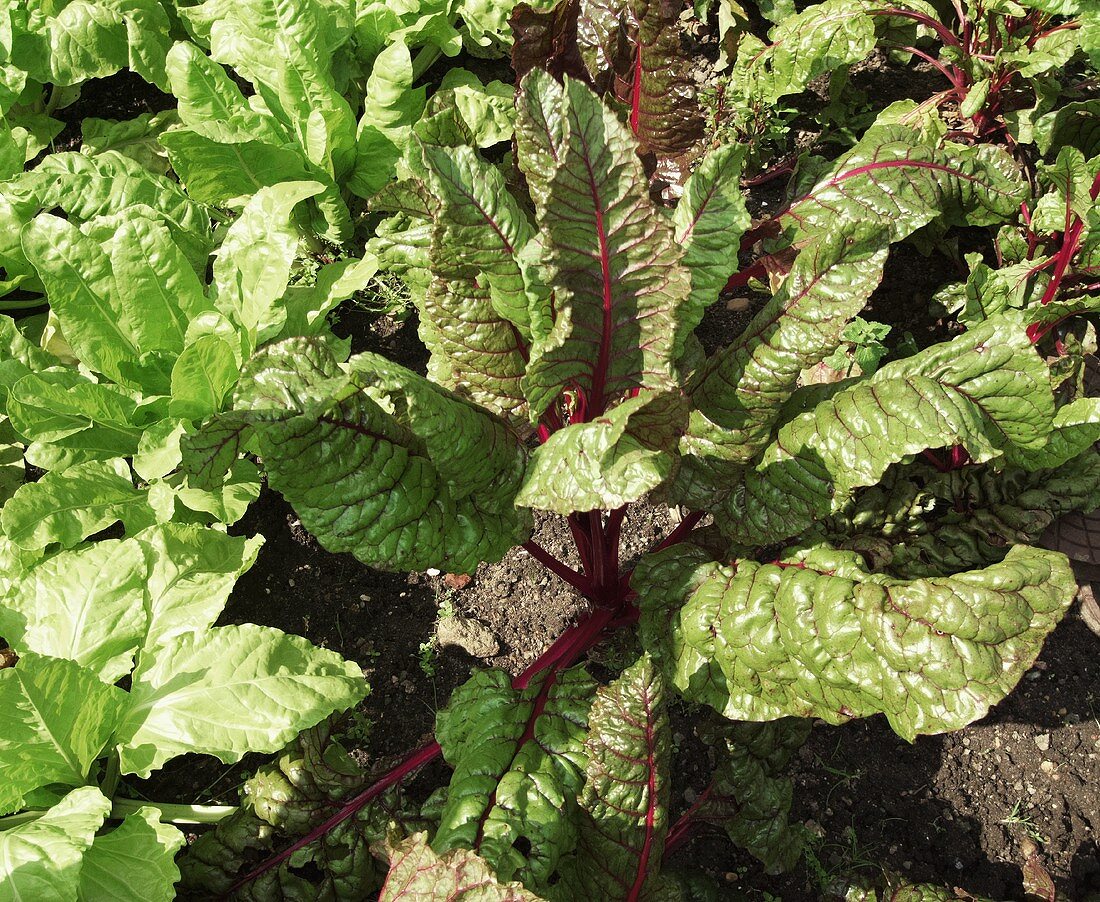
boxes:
[1035,733,1051,752]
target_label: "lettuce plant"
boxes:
[0,176,378,896]
[0,0,175,153]
[158,0,529,243]
[0,522,367,900]
[182,71,1098,898]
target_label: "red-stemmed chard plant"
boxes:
[181,69,1090,900]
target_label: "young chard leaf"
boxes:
[519,73,691,419]
[553,655,671,901]
[434,667,596,888]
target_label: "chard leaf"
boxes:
[0,787,111,901]
[78,807,184,902]
[631,0,705,154]
[780,124,1028,239]
[1,457,143,550]
[197,0,356,176]
[0,656,126,815]
[694,719,811,874]
[414,141,536,406]
[1004,398,1100,471]
[8,539,147,683]
[516,389,687,514]
[135,523,263,650]
[115,624,367,778]
[554,655,671,901]
[636,543,1075,740]
[731,0,877,106]
[679,124,1026,489]
[380,833,542,901]
[519,74,691,419]
[194,337,530,573]
[683,223,889,470]
[434,667,596,888]
[719,316,1055,546]
[827,452,1100,579]
[672,143,751,346]
[514,68,566,216]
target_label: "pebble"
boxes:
[1040,760,1055,775]
[1034,734,1051,752]
[426,568,441,576]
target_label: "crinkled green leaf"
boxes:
[1,457,144,550]
[1005,397,1100,470]
[115,623,367,778]
[636,543,1075,740]
[417,140,537,396]
[7,539,146,682]
[718,315,1055,546]
[381,833,543,901]
[519,74,691,419]
[0,655,126,815]
[672,143,751,349]
[205,337,532,573]
[179,721,407,899]
[631,0,705,154]
[694,719,811,874]
[434,666,596,888]
[731,0,877,107]
[683,224,889,470]
[80,110,176,174]
[78,807,185,902]
[553,655,670,901]
[827,451,1100,579]
[517,389,687,514]
[0,787,111,902]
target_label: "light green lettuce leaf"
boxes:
[1,457,144,550]
[7,538,147,682]
[115,623,367,778]
[78,806,185,902]
[0,658,126,816]
[0,787,111,901]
